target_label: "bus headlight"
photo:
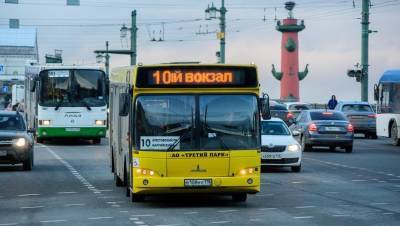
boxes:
[39,120,51,126]
[14,138,26,147]
[136,168,155,176]
[239,168,256,176]
[287,144,300,152]
[95,120,105,125]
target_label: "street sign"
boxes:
[217,32,225,40]
[0,64,4,75]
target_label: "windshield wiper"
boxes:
[166,127,193,152]
[81,100,92,111]
[204,105,230,150]
[55,98,64,111]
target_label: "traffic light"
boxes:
[347,69,363,82]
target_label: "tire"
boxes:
[345,145,353,153]
[93,138,101,144]
[291,165,301,172]
[114,173,124,187]
[130,193,145,202]
[390,121,400,146]
[301,136,311,152]
[232,193,247,202]
[36,137,43,144]
[22,151,33,171]
[329,146,336,151]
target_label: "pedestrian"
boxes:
[327,95,338,110]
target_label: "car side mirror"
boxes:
[373,84,379,101]
[119,93,130,116]
[260,93,271,120]
[292,130,300,136]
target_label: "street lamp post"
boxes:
[205,0,227,64]
[94,10,138,69]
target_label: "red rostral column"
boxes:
[272,1,308,102]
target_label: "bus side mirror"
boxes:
[373,84,379,101]
[105,79,110,95]
[261,93,271,120]
[30,78,37,92]
[119,93,130,116]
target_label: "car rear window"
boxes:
[289,104,310,110]
[310,112,346,121]
[0,115,25,131]
[342,104,373,112]
[270,105,287,110]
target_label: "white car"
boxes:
[261,118,302,172]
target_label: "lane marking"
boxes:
[39,220,67,223]
[217,210,239,213]
[292,181,304,184]
[111,205,120,207]
[97,189,113,192]
[17,194,40,197]
[370,202,390,205]
[351,179,367,182]
[325,192,339,194]
[383,213,394,215]
[20,206,44,209]
[131,214,155,217]
[249,219,261,222]
[134,221,145,225]
[258,207,277,210]
[129,218,139,221]
[120,211,129,213]
[0,223,18,226]
[210,221,231,224]
[183,212,198,215]
[295,206,315,209]
[106,201,123,204]
[332,214,350,217]
[88,217,113,220]
[64,203,86,207]
[294,216,314,219]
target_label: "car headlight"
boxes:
[14,138,26,147]
[95,120,105,125]
[287,144,300,152]
[39,120,51,126]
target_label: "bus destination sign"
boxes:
[136,66,257,88]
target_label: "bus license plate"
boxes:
[0,150,7,156]
[184,179,212,187]
[261,153,282,159]
[66,128,80,132]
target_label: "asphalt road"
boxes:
[1,137,400,226]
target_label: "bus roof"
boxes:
[379,70,400,84]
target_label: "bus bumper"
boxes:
[132,176,260,195]
[37,127,107,138]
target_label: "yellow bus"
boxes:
[109,63,269,202]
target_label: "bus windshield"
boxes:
[39,69,106,107]
[135,94,259,151]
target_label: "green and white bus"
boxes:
[25,64,108,144]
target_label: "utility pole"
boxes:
[94,10,138,67]
[205,0,227,64]
[105,41,110,76]
[361,0,369,102]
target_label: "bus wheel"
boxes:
[391,122,400,146]
[232,193,247,202]
[114,173,124,187]
[131,193,145,202]
[93,138,101,144]
[36,137,43,144]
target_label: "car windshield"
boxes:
[310,112,347,121]
[39,69,106,107]
[0,115,25,131]
[261,121,290,136]
[289,104,310,111]
[270,104,287,111]
[342,104,373,112]
[135,94,260,151]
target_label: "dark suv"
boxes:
[0,111,34,170]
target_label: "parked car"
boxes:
[290,110,354,153]
[270,101,291,125]
[335,101,377,139]
[284,102,312,120]
[0,111,34,170]
[261,118,302,172]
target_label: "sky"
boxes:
[1,0,400,103]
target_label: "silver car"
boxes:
[335,101,377,139]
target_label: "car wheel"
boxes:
[22,151,33,171]
[329,146,336,151]
[301,136,311,152]
[391,122,400,146]
[371,133,378,139]
[232,193,247,202]
[345,145,353,153]
[114,173,124,187]
[291,165,301,172]
[93,138,101,144]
